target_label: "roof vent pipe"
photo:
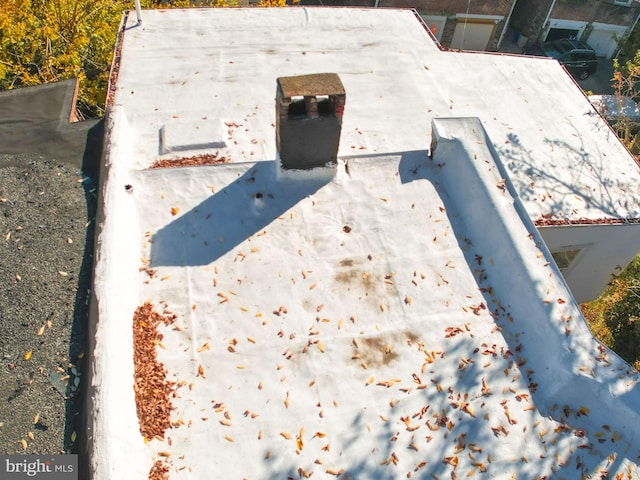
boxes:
[134,0,143,24]
[276,73,345,171]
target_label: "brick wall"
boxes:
[551,0,639,25]
[510,0,554,42]
[511,0,640,46]
[374,0,515,51]
[377,0,513,15]
[314,0,375,6]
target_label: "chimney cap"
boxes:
[277,73,345,100]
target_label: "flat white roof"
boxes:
[108,7,640,224]
[90,7,640,479]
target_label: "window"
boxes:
[551,247,584,274]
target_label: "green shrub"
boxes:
[581,254,640,371]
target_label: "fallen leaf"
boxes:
[443,456,458,467]
[25,350,32,361]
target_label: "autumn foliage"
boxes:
[0,0,291,118]
[581,255,640,371]
[0,0,138,117]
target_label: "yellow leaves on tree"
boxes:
[257,0,298,6]
[0,0,268,117]
[0,0,134,116]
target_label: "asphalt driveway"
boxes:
[577,57,615,95]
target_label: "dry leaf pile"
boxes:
[148,460,169,480]
[150,153,229,169]
[133,302,177,440]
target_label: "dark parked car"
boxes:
[541,38,598,80]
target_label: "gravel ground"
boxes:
[0,154,96,464]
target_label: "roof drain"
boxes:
[134,0,143,24]
[276,73,345,175]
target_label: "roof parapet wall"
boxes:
[431,117,640,447]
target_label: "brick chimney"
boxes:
[276,73,345,170]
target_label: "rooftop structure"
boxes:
[104,7,640,224]
[101,5,640,303]
[88,7,640,479]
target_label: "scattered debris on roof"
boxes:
[90,8,640,479]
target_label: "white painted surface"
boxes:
[589,94,640,120]
[89,108,149,479]
[93,112,640,478]
[91,8,640,479]
[107,7,640,224]
[451,20,496,51]
[587,23,628,58]
[540,223,640,302]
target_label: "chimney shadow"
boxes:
[150,73,346,267]
[149,161,332,267]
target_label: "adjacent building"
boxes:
[511,0,640,57]
[308,0,640,56]
[317,0,519,51]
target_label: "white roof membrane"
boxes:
[108,7,640,223]
[90,8,640,479]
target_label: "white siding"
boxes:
[451,21,495,51]
[539,223,640,303]
[588,23,628,58]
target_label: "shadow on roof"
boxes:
[149,161,332,267]
[498,128,635,222]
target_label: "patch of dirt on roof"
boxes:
[150,153,230,169]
